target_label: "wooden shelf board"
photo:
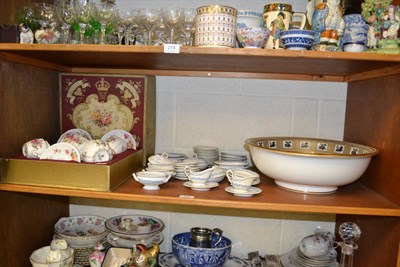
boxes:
[1,174,399,217]
[1,44,399,81]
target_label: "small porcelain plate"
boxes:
[225,186,262,197]
[280,251,339,267]
[101,129,137,149]
[159,253,253,267]
[183,181,219,191]
[57,128,93,143]
[39,143,81,162]
[107,232,164,248]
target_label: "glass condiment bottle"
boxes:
[337,222,361,267]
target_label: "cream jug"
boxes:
[263,2,307,49]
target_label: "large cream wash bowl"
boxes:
[245,137,379,194]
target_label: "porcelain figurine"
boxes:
[307,0,346,50]
[89,242,105,267]
[19,23,34,44]
[362,0,400,54]
[125,243,159,267]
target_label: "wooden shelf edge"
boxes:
[1,44,399,82]
[1,44,399,62]
[0,181,399,217]
[70,68,346,82]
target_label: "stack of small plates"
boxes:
[280,247,338,267]
[157,152,187,162]
[174,159,200,180]
[193,146,219,167]
[214,160,249,170]
[220,151,248,163]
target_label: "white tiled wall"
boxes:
[70,0,348,259]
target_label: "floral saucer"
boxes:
[39,143,81,162]
[101,129,137,150]
[225,186,262,197]
[183,181,219,191]
[159,253,252,267]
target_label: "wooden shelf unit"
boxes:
[0,45,399,266]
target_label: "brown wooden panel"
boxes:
[0,59,59,157]
[345,75,400,206]
[0,191,69,267]
[336,215,400,267]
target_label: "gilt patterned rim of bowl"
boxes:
[196,5,237,15]
[245,137,379,158]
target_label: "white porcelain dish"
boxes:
[245,137,379,194]
[107,232,164,248]
[183,181,219,191]
[105,214,164,240]
[39,143,81,162]
[225,186,262,197]
[54,215,108,248]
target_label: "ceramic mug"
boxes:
[341,14,368,46]
[262,2,307,49]
[22,138,50,159]
[189,227,223,248]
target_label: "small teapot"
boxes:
[189,227,223,248]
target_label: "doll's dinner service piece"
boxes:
[299,228,335,257]
[174,159,200,180]
[225,186,262,197]
[183,181,219,191]
[132,171,172,190]
[39,143,81,162]
[227,169,260,185]
[22,138,50,159]
[148,153,176,165]
[227,170,257,192]
[220,151,248,163]
[215,160,249,170]
[80,139,113,163]
[101,129,137,150]
[193,145,219,166]
[184,166,214,185]
[208,166,226,183]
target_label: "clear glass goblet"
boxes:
[136,8,161,46]
[160,7,185,44]
[54,0,75,44]
[74,0,93,44]
[95,2,115,45]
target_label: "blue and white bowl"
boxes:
[279,29,316,50]
[172,232,232,267]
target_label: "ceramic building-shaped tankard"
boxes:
[307,0,346,49]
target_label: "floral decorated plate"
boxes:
[39,143,81,162]
[159,253,253,267]
[57,128,93,143]
[54,215,108,247]
[101,129,137,150]
[105,214,164,240]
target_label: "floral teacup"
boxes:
[81,140,114,163]
[22,138,50,159]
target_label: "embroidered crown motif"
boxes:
[95,78,110,99]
